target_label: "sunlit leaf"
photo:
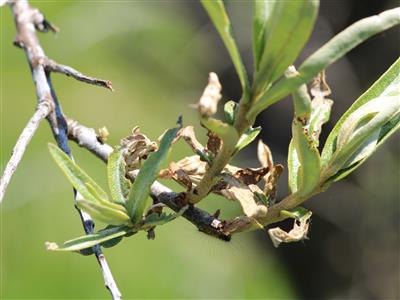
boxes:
[46,225,132,252]
[76,199,131,226]
[252,0,272,70]
[252,0,319,99]
[200,0,249,93]
[321,58,400,182]
[107,147,131,204]
[234,126,261,154]
[126,126,179,224]
[201,117,239,143]
[322,96,399,182]
[48,143,109,203]
[248,7,400,120]
[289,121,321,195]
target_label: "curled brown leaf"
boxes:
[121,126,158,171]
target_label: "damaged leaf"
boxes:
[257,140,274,169]
[121,126,158,171]
[197,72,222,117]
[220,174,268,218]
[268,208,312,248]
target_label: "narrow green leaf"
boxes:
[290,121,321,195]
[253,0,319,98]
[322,95,399,181]
[292,83,312,121]
[48,143,109,204]
[320,59,400,183]
[248,7,400,120]
[200,0,249,93]
[281,206,312,221]
[76,199,131,226]
[322,58,400,164]
[126,127,179,224]
[253,0,274,70]
[201,117,239,143]
[107,147,131,205]
[46,225,132,252]
[234,126,261,154]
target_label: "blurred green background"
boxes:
[1,1,398,300]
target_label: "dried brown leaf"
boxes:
[198,72,222,117]
[234,167,269,185]
[257,140,274,169]
[179,126,206,154]
[206,131,222,155]
[121,126,158,171]
[220,175,268,218]
[264,164,284,201]
[268,216,311,248]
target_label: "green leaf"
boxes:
[234,126,261,154]
[321,96,399,182]
[248,7,400,120]
[126,127,179,224]
[321,59,400,182]
[281,206,312,221]
[201,117,239,143]
[76,199,131,226]
[46,225,132,252]
[292,82,312,121]
[253,0,273,70]
[200,0,249,93]
[252,0,319,99]
[48,143,109,204]
[289,120,321,195]
[224,100,238,125]
[107,147,131,205]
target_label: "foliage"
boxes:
[46,0,399,252]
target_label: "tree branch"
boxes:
[66,118,231,241]
[0,101,51,202]
[7,1,121,298]
[44,58,113,91]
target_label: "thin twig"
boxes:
[8,1,121,298]
[66,118,230,241]
[44,58,113,91]
[0,101,51,202]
